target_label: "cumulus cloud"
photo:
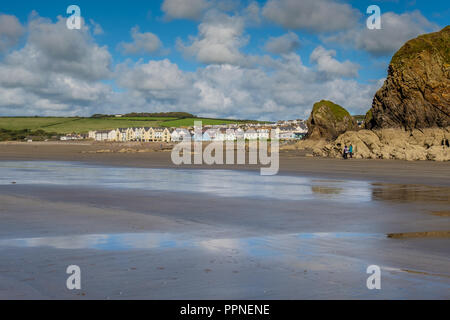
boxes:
[119,26,165,55]
[24,16,112,81]
[89,19,104,35]
[113,53,376,120]
[264,32,300,54]
[0,12,379,120]
[310,46,359,78]
[117,59,193,97]
[0,14,112,116]
[177,11,248,65]
[243,1,262,26]
[161,0,211,20]
[324,10,439,56]
[262,0,360,33]
[0,13,25,53]
[189,56,374,119]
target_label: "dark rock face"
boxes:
[366,26,450,129]
[306,100,356,140]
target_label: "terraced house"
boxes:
[149,128,171,142]
[88,122,307,143]
[142,127,152,142]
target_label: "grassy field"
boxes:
[0,117,260,134]
[0,117,79,131]
[110,117,178,121]
[39,118,164,134]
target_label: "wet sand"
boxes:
[0,145,449,300]
[1,141,450,186]
[0,182,449,300]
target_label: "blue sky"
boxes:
[0,0,448,120]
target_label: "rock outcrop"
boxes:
[306,100,356,140]
[365,26,450,129]
[316,127,450,161]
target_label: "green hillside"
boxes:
[0,116,262,135]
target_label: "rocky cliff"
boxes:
[365,26,450,129]
[306,100,356,140]
[315,128,449,161]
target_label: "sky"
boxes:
[0,0,448,121]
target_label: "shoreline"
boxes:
[1,141,449,186]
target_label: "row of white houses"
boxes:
[89,125,307,142]
[90,127,173,142]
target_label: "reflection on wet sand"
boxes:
[383,266,450,279]
[0,161,449,299]
[0,232,384,251]
[371,183,450,203]
[311,186,343,195]
[2,162,449,206]
[0,161,373,202]
[431,211,450,217]
[0,233,192,251]
[387,231,450,239]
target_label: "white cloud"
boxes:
[324,10,439,56]
[0,14,112,116]
[119,26,165,55]
[310,46,359,78]
[161,0,211,20]
[243,1,262,26]
[117,59,192,95]
[89,19,104,35]
[262,0,360,33]
[113,53,376,120]
[177,11,248,65]
[0,12,379,120]
[24,16,112,81]
[264,32,300,54]
[0,13,25,53]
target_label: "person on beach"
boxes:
[349,144,353,158]
[343,145,349,159]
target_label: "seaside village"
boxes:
[63,120,308,142]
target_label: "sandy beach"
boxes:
[1,141,450,185]
[1,0,449,305]
[0,142,449,299]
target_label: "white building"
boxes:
[107,129,118,141]
[244,129,258,140]
[95,131,109,141]
[171,128,191,141]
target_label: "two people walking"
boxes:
[343,144,353,159]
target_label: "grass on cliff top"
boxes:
[391,25,450,67]
[312,100,351,121]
